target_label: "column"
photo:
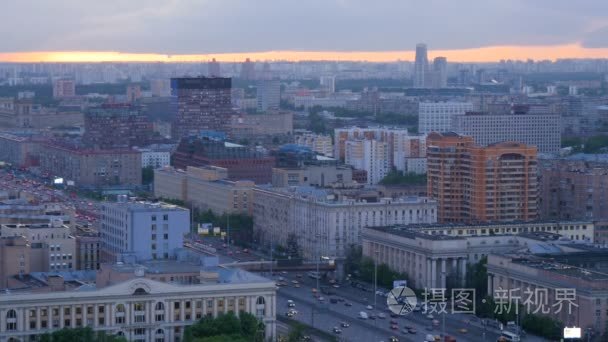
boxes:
[93,304,98,328]
[426,259,432,289]
[459,258,467,286]
[105,304,110,327]
[430,258,437,289]
[213,299,218,317]
[70,305,75,328]
[81,304,87,327]
[36,308,41,330]
[168,301,174,323]
[451,258,457,277]
[245,296,251,314]
[223,298,228,314]
[59,305,65,328]
[180,300,185,321]
[202,299,207,317]
[440,258,447,289]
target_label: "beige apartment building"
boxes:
[154,166,254,215]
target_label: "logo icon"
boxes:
[387,286,417,315]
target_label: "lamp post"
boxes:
[374,250,379,309]
[441,270,446,338]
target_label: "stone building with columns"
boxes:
[0,269,276,341]
[361,223,595,290]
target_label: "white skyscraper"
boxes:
[413,43,429,88]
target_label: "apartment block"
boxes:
[345,139,389,185]
[418,101,474,134]
[294,132,333,157]
[83,104,153,149]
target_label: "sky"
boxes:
[2,0,608,62]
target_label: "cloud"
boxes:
[1,0,608,53]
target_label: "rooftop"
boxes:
[103,200,189,212]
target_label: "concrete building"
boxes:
[240,58,256,80]
[253,186,437,261]
[229,112,293,138]
[294,132,333,157]
[171,77,234,139]
[418,101,474,134]
[100,199,190,262]
[345,139,389,185]
[83,104,153,149]
[0,221,76,273]
[431,57,448,88]
[150,79,171,97]
[74,226,100,271]
[208,58,221,77]
[256,79,281,112]
[451,106,561,154]
[539,154,608,220]
[427,132,538,223]
[272,165,354,188]
[38,143,142,188]
[413,43,429,88]
[362,222,595,290]
[0,272,276,341]
[320,75,336,93]
[52,79,75,99]
[172,136,275,184]
[0,133,40,168]
[126,84,142,103]
[135,144,174,169]
[487,252,608,334]
[0,236,30,289]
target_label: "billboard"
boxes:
[563,327,581,339]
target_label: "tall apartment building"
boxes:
[431,57,448,88]
[38,143,142,188]
[154,166,255,215]
[253,186,437,262]
[413,43,429,88]
[151,79,171,97]
[451,105,561,154]
[539,155,608,220]
[83,104,153,149]
[418,101,474,134]
[427,132,538,223]
[0,221,76,272]
[240,58,256,80]
[345,139,389,185]
[52,79,75,98]
[172,136,275,184]
[126,84,142,103]
[320,75,336,93]
[294,132,333,157]
[208,58,221,77]
[100,199,190,262]
[256,79,281,111]
[171,77,233,139]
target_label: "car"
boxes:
[378,312,387,319]
[340,322,350,328]
[294,284,301,288]
[332,284,340,288]
[291,280,299,284]
[317,296,325,302]
[285,311,294,317]
[296,273,303,278]
[390,319,398,325]
[369,314,377,320]
[389,337,399,342]
[426,314,434,319]
[404,324,413,330]
[344,302,353,307]
[408,328,417,334]
[391,324,399,330]
[330,298,338,304]
[432,319,440,326]
[281,271,288,275]
[332,327,342,334]
[287,300,295,307]
[366,305,373,310]
[458,328,468,334]
[243,248,249,253]
[390,312,398,318]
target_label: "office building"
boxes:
[229,111,293,138]
[253,186,437,262]
[272,164,354,188]
[413,43,429,88]
[418,101,474,134]
[208,58,220,77]
[171,77,233,139]
[172,136,275,184]
[345,139,389,185]
[0,271,276,341]
[451,105,561,154]
[539,154,608,220]
[126,84,142,103]
[38,143,142,188]
[0,236,30,289]
[240,58,256,80]
[74,226,100,271]
[294,132,333,157]
[431,57,448,88]
[83,104,153,149]
[256,79,281,112]
[52,79,75,98]
[427,132,538,223]
[135,144,174,169]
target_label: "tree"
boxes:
[379,170,427,186]
[286,233,301,259]
[287,322,305,342]
[184,312,264,342]
[521,314,563,340]
[142,166,154,185]
[39,327,127,342]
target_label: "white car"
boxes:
[366,305,373,310]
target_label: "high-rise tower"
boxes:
[413,43,429,88]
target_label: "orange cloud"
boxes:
[1,44,608,63]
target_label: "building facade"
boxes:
[271,165,354,188]
[418,101,474,134]
[256,80,280,112]
[100,200,190,262]
[344,139,389,185]
[294,132,333,157]
[52,79,75,99]
[427,132,538,223]
[83,104,153,149]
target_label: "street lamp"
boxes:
[441,270,446,338]
[374,250,379,309]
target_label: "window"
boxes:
[152,215,157,221]
[256,296,266,317]
[155,302,165,311]
[6,309,17,331]
[163,214,169,220]
[164,233,169,240]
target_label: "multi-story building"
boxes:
[83,104,153,149]
[229,112,293,138]
[272,165,354,188]
[362,222,595,290]
[294,132,333,157]
[208,58,221,77]
[100,198,190,262]
[52,79,75,98]
[413,43,429,88]
[240,58,256,80]
[418,101,474,134]
[0,221,75,272]
[126,84,142,103]
[253,186,437,263]
[431,57,448,88]
[488,252,608,334]
[539,154,608,220]
[171,77,234,139]
[150,79,171,97]
[0,133,40,168]
[256,79,280,112]
[172,136,275,184]
[319,75,336,93]
[135,144,174,169]
[427,132,538,223]
[345,139,389,185]
[74,226,100,271]
[451,105,561,154]
[0,270,276,341]
[0,236,30,289]
[38,143,142,188]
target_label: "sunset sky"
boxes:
[1,0,608,63]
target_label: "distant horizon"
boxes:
[3,43,608,64]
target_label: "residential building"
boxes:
[52,79,75,98]
[0,236,30,289]
[0,272,276,341]
[150,79,171,97]
[0,133,40,168]
[427,132,538,223]
[229,111,293,138]
[135,144,174,169]
[38,143,142,188]
[256,79,281,112]
[345,139,389,185]
[294,132,333,157]
[418,101,474,134]
[539,154,608,220]
[240,58,256,80]
[126,84,142,103]
[208,58,221,77]
[431,57,448,88]
[413,43,429,88]
[320,75,336,93]
[100,198,190,262]
[83,104,153,149]
[451,105,561,154]
[172,136,275,184]
[0,221,76,272]
[253,186,437,263]
[74,226,100,271]
[171,77,234,139]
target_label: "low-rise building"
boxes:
[271,165,354,188]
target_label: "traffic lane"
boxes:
[277,294,403,342]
